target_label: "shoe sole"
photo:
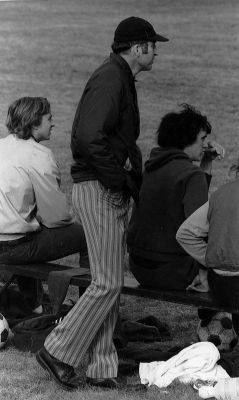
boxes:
[86,379,118,389]
[36,351,77,392]
[86,379,147,393]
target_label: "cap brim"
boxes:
[154,33,169,42]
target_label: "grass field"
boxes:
[0,0,239,399]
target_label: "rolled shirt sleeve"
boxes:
[176,201,209,267]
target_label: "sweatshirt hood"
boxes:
[145,147,190,172]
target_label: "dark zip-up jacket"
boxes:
[71,53,142,200]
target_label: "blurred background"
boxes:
[0,0,238,194]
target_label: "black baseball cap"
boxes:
[114,16,169,43]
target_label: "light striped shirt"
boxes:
[0,134,73,241]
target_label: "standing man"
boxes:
[36,16,168,391]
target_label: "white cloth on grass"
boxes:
[139,342,229,388]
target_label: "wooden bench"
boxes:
[0,262,237,314]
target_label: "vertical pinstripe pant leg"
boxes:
[87,297,120,378]
[44,181,128,378]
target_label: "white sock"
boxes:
[33,305,43,314]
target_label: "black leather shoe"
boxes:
[36,347,80,391]
[86,377,147,392]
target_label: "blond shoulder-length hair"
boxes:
[6,97,50,140]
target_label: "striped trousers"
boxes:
[44,181,129,378]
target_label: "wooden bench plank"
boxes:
[72,273,237,312]
[0,262,237,313]
[0,262,80,279]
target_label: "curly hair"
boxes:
[6,97,51,140]
[157,104,212,149]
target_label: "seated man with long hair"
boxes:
[0,97,88,314]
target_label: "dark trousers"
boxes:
[208,269,239,334]
[129,254,199,290]
[0,223,89,309]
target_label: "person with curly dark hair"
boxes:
[127,104,225,290]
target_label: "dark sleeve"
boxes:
[205,173,212,188]
[73,72,127,192]
[183,171,209,218]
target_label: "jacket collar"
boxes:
[110,52,135,82]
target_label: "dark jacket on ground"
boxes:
[71,53,142,201]
[127,146,210,264]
